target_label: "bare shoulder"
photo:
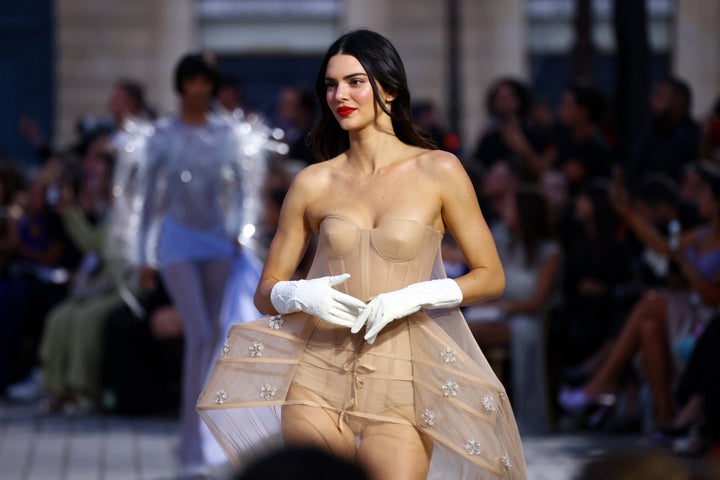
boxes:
[289,158,341,194]
[416,149,469,184]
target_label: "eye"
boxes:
[350,78,364,86]
[325,81,337,89]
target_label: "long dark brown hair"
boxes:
[312,29,436,161]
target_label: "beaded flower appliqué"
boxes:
[248,342,264,358]
[259,384,277,401]
[440,347,457,364]
[441,380,459,398]
[268,315,284,330]
[464,439,482,456]
[220,342,230,357]
[482,394,497,412]
[214,389,228,405]
[500,454,512,468]
[421,409,437,426]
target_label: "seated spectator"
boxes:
[101,271,183,415]
[411,100,460,155]
[0,159,25,273]
[626,77,701,191]
[274,85,317,165]
[625,173,686,289]
[650,315,720,457]
[1,172,77,394]
[467,186,561,434]
[559,161,720,430]
[556,181,634,369]
[31,141,139,412]
[555,80,612,198]
[470,77,555,181]
[477,159,518,228]
[0,160,28,391]
[214,74,248,118]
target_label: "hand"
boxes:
[270,273,366,328]
[608,180,630,214]
[352,278,463,344]
[138,266,157,292]
[501,119,531,156]
[150,306,183,339]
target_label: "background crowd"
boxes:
[2,59,720,473]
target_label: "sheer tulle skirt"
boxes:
[197,308,527,479]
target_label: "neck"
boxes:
[180,105,208,125]
[346,125,401,174]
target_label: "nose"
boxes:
[334,83,349,102]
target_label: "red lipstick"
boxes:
[337,106,357,117]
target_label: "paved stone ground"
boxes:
[0,399,710,480]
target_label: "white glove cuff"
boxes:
[431,278,463,309]
[270,280,299,315]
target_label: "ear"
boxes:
[385,92,397,103]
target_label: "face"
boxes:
[324,54,390,131]
[217,85,240,112]
[558,91,579,126]
[540,170,568,212]
[493,84,519,119]
[650,83,672,117]
[107,87,135,121]
[180,75,214,111]
[574,193,593,222]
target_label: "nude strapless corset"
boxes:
[198,213,529,479]
[307,215,443,301]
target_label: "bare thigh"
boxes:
[357,408,433,480]
[281,385,357,461]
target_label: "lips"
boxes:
[337,106,357,117]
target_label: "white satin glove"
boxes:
[270,273,366,328]
[351,278,463,344]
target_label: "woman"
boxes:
[560,161,720,429]
[468,186,561,435]
[559,182,634,367]
[198,30,526,479]
[471,77,554,181]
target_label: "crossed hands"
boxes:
[270,274,463,344]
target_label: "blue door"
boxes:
[0,0,53,170]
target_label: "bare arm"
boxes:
[501,120,556,178]
[435,153,506,305]
[253,169,315,314]
[610,182,680,255]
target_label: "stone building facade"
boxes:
[54,0,720,157]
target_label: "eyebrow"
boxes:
[325,73,368,81]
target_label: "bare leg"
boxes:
[281,385,357,461]
[673,394,704,430]
[357,414,432,480]
[584,291,667,397]
[638,312,674,426]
